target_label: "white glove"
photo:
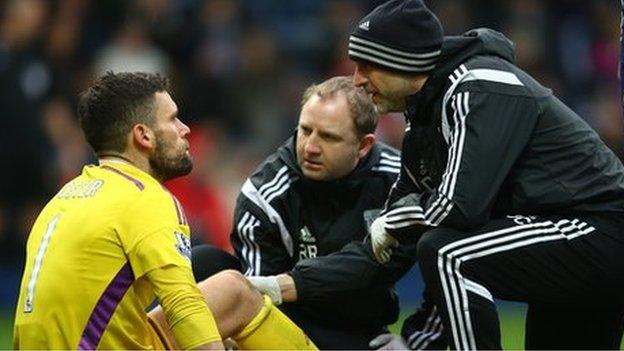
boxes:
[370,216,399,264]
[369,333,410,350]
[246,275,283,305]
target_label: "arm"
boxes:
[128,229,223,350]
[382,90,538,242]
[250,159,417,302]
[146,265,223,350]
[249,237,417,303]
[122,193,224,350]
[286,240,417,302]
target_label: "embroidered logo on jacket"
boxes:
[298,226,317,260]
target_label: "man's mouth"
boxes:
[366,90,380,101]
[303,159,322,170]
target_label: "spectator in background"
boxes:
[94,16,169,74]
[0,0,53,262]
[41,97,92,186]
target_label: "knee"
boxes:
[199,269,263,313]
[417,227,458,269]
[213,270,258,300]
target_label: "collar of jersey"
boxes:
[97,160,159,186]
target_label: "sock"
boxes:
[233,295,317,350]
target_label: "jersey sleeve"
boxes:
[147,265,221,349]
[230,192,292,276]
[383,90,538,241]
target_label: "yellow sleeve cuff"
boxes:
[147,265,221,349]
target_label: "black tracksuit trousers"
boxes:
[417,214,624,350]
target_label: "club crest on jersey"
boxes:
[174,231,191,262]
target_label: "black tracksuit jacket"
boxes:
[230,135,416,349]
[381,28,624,243]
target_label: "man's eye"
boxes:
[321,134,340,142]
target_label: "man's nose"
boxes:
[353,65,368,87]
[304,135,321,154]
[177,119,191,136]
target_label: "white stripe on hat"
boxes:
[350,35,441,59]
[349,50,436,72]
[349,35,440,72]
[349,42,439,66]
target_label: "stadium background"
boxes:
[0,0,621,348]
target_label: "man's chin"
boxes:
[151,157,193,181]
[301,168,327,181]
[372,100,391,115]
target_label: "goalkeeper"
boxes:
[14,72,315,350]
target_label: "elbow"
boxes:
[446,204,490,230]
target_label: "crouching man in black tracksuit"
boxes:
[349,0,624,349]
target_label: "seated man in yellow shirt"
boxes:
[14,72,315,350]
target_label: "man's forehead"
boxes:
[154,91,177,115]
[299,96,356,135]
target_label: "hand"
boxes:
[369,333,409,350]
[246,275,282,305]
[370,216,398,264]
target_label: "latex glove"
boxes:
[246,275,283,305]
[370,216,398,264]
[369,333,410,350]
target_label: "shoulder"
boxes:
[92,163,187,227]
[445,57,550,99]
[248,153,294,190]
[369,142,401,178]
[238,148,299,212]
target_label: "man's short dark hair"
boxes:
[301,76,378,137]
[77,71,169,154]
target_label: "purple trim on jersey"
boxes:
[78,263,135,350]
[171,195,188,225]
[162,185,188,225]
[101,165,145,190]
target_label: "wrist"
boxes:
[276,273,298,302]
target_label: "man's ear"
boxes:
[131,123,155,150]
[357,133,376,159]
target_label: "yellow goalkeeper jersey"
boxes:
[14,161,207,349]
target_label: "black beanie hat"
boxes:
[349,0,443,73]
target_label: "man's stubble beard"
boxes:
[149,134,193,182]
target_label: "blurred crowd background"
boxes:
[0,0,622,332]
